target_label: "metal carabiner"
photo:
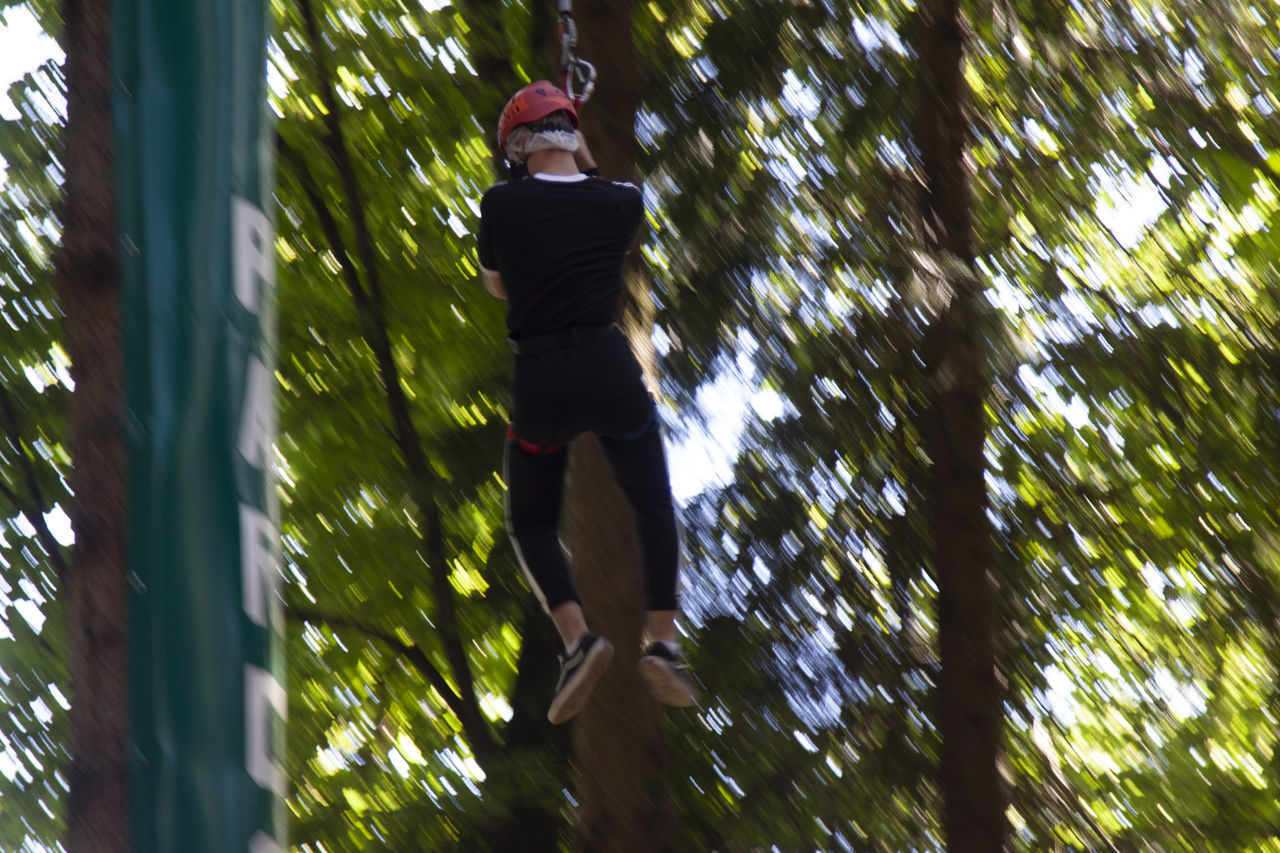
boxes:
[557,0,594,107]
[558,12,578,70]
[566,58,596,106]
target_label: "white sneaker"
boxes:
[638,642,698,708]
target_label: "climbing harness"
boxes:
[506,424,565,455]
[557,0,596,108]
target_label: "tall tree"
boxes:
[55,0,128,849]
[547,1,682,848]
[271,0,574,848]
[911,0,1005,848]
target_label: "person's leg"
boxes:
[645,610,678,645]
[598,413,681,616]
[505,430,614,723]
[504,430,577,617]
[550,601,589,651]
[598,413,698,708]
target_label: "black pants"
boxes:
[504,325,681,613]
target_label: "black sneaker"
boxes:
[638,642,698,708]
[547,633,614,724]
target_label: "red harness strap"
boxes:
[507,424,565,455]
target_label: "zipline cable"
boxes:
[557,0,596,107]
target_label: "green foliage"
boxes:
[3,0,1280,850]
[644,0,1280,849]
[268,1,566,849]
[0,28,70,849]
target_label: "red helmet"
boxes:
[497,81,579,151]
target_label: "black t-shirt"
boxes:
[477,173,644,337]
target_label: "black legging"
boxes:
[502,326,681,613]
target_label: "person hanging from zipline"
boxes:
[477,80,698,724]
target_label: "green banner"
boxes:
[113,1,284,850]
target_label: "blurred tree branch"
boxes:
[285,602,480,731]
[287,0,497,765]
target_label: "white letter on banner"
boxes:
[249,832,283,853]
[238,356,276,470]
[233,197,275,314]
[245,664,288,796]
[240,503,281,631]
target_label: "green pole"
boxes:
[113,1,284,850]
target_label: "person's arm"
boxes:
[477,191,507,299]
[482,267,507,300]
[573,130,599,176]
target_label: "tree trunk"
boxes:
[564,437,676,853]
[560,1,679,850]
[56,0,130,850]
[486,601,571,852]
[911,1,1007,850]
